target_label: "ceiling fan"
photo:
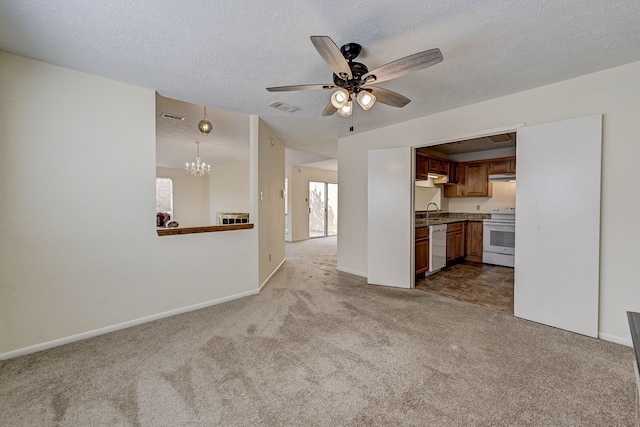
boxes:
[266,36,443,117]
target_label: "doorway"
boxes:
[413,131,517,311]
[309,181,338,238]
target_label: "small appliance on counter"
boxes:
[483,206,515,267]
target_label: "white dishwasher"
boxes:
[428,224,447,273]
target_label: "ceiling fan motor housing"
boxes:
[333,62,369,88]
[340,42,362,60]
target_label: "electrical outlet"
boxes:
[476,205,481,211]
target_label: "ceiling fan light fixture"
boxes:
[336,100,353,118]
[356,90,376,110]
[330,88,350,109]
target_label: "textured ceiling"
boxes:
[2,1,640,163]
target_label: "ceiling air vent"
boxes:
[268,101,301,113]
[161,112,185,120]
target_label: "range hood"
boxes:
[489,173,516,182]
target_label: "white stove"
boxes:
[483,207,515,267]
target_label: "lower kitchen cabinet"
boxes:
[415,228,430,275]
[465,221,483,263]
[446,223,465,265]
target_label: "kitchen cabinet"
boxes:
[465,162,491,196]
[446,223,465,265]
[445,161,493,197]
[415,227,430,276]
[428,158,448,175]
[465,221,483,263]
[447,162,459,184]
[488,156,516,174]
[444,165,465,197]
[416,153,429,180]
[416,151,457,182]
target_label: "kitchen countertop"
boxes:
[415,212,489,228]
[416,218,472,228]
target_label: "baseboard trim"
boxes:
[336,266,367,278]
[599,332,632,347]
[0,288,259,360]
[260,258,286,291]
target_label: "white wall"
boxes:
[156,167,210,227]
[338,60,640,343]
[209,161,250,224]
[415,187,441,211]
[256,118,285,286]
[286,166,338,242]
[0,52,260,357]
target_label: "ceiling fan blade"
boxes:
[322,102,338,116]
[368,87,411,108]
[362,48,443,85]
[310,36,353,80]
[267,84,335,92]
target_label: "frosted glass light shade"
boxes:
[330,88,350,108]
[336,100,353,117]
[356,90,376,110]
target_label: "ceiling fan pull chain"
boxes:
[350,113,354,132]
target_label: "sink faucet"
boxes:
[426,202,440,222]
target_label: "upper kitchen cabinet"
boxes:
[465,162,491,196]
[444,161,493,198]
[428,158,449,175]
[447,162,459,184]
[488,156,516,174]
[416,152,429,180]
[415,151,458,182]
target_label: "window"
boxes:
[156,177,173,216]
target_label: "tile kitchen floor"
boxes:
[415,262,514,314]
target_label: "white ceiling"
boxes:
[3,1,640,163]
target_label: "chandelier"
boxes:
[185,141,211,176]
[185,105,213,177]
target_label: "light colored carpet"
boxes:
[0,236,635,426]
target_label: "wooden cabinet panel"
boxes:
[447,162,459,183]
[416,153,429,179]
[416,151,458,182]
[489,159,510,175]
[444,164,465,197]
[415,235,430,275]
[446,233,455,263]
[465,163,491,197]
[488,156,516,175]
[428,158,448,175]
[446,223,465,265]
[465,221,483,263]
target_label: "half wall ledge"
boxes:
[157,223,254,236]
